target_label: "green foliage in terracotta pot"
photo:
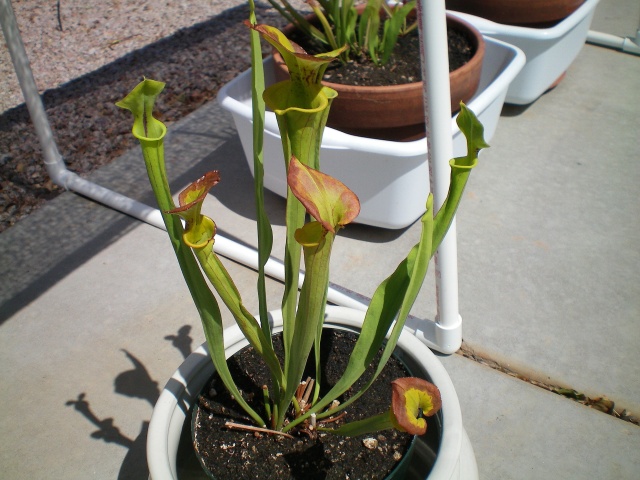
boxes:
[117,1,487,437]
[267,0,418,65]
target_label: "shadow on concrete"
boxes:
[0,106,243,326]
[500,103,533,117]
[0,0,292,324]
[0,199,140,325]
[66,325,195,480]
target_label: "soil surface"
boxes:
[192,329,427,479]
[297,28,473,87]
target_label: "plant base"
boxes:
[192,329,418,479]
[147,307,479,479]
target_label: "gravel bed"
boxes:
[0,1,305,233]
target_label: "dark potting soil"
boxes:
[192,329,419,480]
[289,28,474,87]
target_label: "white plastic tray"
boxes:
[450,0,600,105]
[218,37,524,229]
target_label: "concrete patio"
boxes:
[1,0,639,478]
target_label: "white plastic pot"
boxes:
[450,0,600,105]
[147,306,478,479]
[218,36,524,229]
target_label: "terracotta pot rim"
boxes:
[272,8,486,138]
[277,13,485,93]
[446,0,585,26]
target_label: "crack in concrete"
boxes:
[458,343,639,427]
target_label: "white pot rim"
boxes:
[147,306,476,479]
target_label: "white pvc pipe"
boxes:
[417,0,462,353]
[0,0,367,314]
[586,30,640,55]
[587,6,640,55]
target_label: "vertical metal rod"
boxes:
[1,0,66,182]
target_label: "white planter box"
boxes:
[218,37,524,229]
[147,306,478,479]
[451,0,600,105]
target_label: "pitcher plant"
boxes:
[116,1,488,438]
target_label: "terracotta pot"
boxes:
[218,38,526,229]
[445,0,585,26]
[273,12,485,141]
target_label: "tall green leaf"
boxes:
[116,80,266,427]
[248,0,275,347]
